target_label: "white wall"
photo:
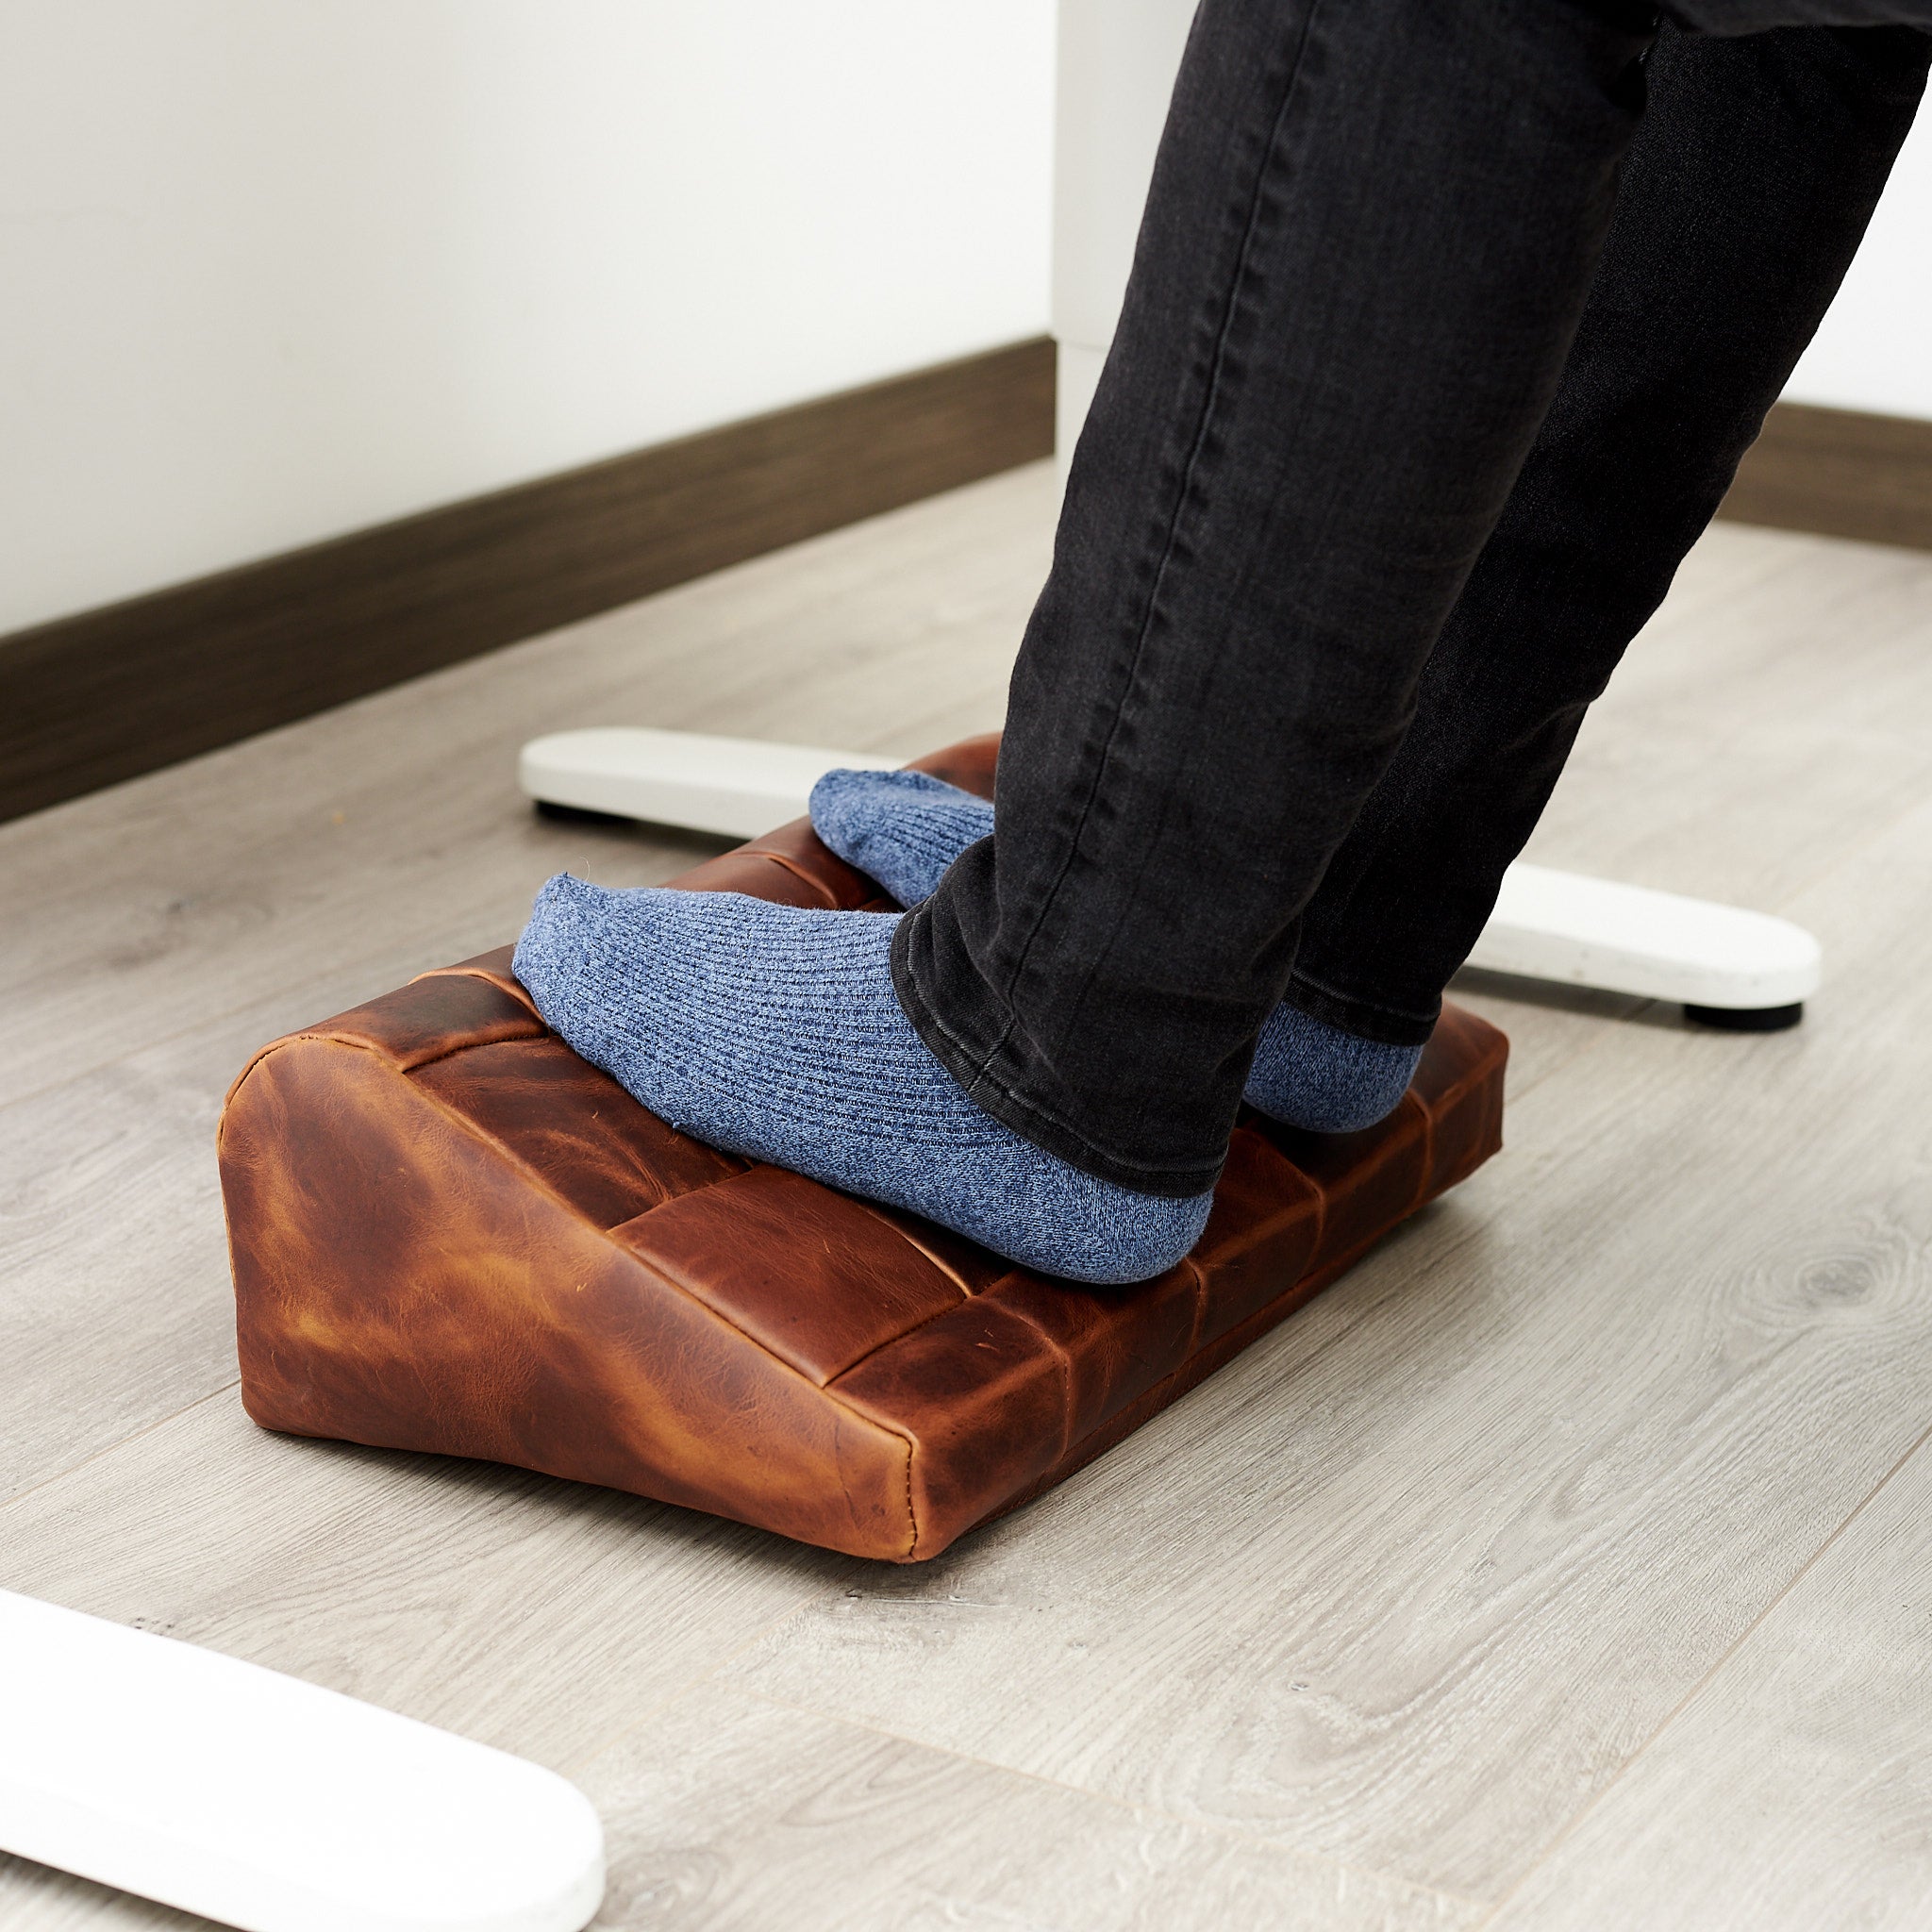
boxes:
[1785,108,1932,424]
[4,4,1919,642]
[0,3,1056,636]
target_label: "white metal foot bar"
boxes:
[517,726,1821,1022]
[0,1589,605,1932]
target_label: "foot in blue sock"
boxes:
[809,767,1423,1134]
[809,766,998,909]
[512,875,1212,1285]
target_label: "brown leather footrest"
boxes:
[219,734,1507,1561]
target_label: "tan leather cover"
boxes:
[219,734,1507,1561]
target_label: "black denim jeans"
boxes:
[894,0,1929,1196]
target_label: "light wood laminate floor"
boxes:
[3,463,1930,1930]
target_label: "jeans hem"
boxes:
[890,912,1226,1201]
[1281,971,1441,1049]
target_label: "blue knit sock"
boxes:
[512,876,1212,1285]
[810,766,997,908]
[1241,1001,1423,1133]
[809,768,1423,1134]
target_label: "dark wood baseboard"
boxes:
[7,357,1922,827]
[1719,400,1932,553]
[0,337,1055,824]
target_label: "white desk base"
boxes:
[518,727,1821,1024]
[0,1590,604,1932]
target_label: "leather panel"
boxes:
[831,1294,1069,1557]
[412,1036,743,1228]
[1260,1095,1433,1275]
[417,952,540,1018]
[224,1037,917,1558]
[986,1263,1204,1447]
[612,1167,968,1386]
[1191,1127,1325,1342]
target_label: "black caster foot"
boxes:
[1684,1002,1804,1032]
[534,798,629,827]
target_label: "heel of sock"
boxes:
[1243,1003,1424,1134]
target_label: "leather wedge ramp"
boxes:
[219,734,1507,1561]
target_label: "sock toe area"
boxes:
[808,767,995,907]
[511,874,615,1041]
[809,765,978,816]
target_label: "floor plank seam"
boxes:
[1764,783,1932,923]
[0,935,496,1121]
[1453,994,1660,1111]
[724,1682,1493,1914]
[554,1566,863,1781]
[0,1379,242,1521]
[1470,1405,1932,1928]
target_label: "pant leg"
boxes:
[1285,21,1930,1048]
[893,0,1658,1195]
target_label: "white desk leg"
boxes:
[0,1590,604,1932]
[516,727,1820,1025]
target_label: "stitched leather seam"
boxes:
[991,1298,1082,1464]
[1410,1093,1435,1215]
[850,1199,976,1303]
[902,1436,920,1560]
[829,1281,993,1385]
[1182,1257,1209,1359]
[220,1034,301,1116]
[392,1027,546,1076]
[748,848,845,908]
[223,1024,541,1113]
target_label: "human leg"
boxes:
[819,19,1925,1111]
[895,0,1657,1194]
[809,764,1424,1131]
[522,0,1659,1270]
[1282,20,1930,1047]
